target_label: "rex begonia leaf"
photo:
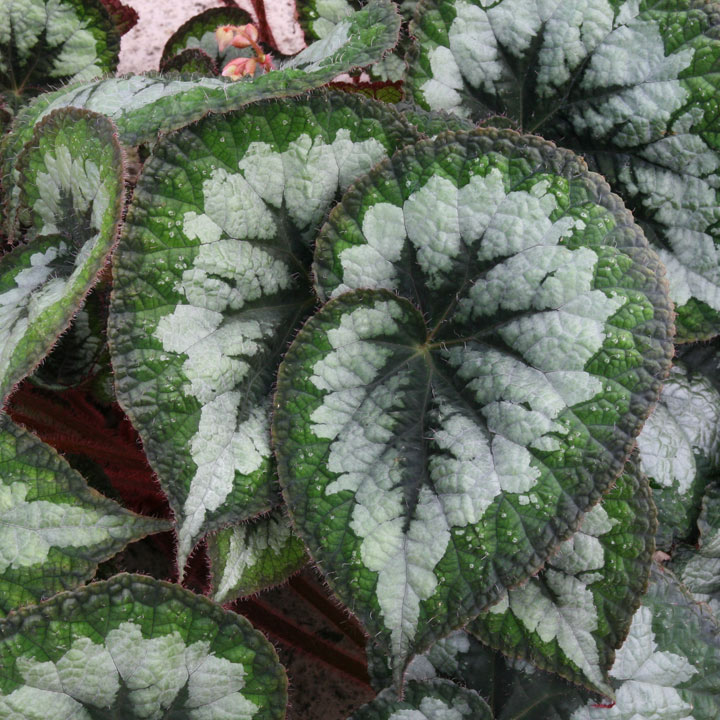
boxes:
[284,128,673,683]
[0,414,169,616]
[636,363,720,549]
[0,107,125,403]
[298,0,358,42]
[0,0,119,112]
[0,573,288,719]
[108,91,419,572]
[469,459,655,696]
[160,49,219,77]
[350,679,492,720]
[209,510,308,603]
[571,565,720,720]
[404,0,720,342]
[159,7,254,73]
[672,480,720,618]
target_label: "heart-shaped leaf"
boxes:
[160,49,219,77]
[0,573,288,718]
[571,564,720,720]
[0,0,120,112]
[637,363,720,549]
[209,510,308,603]
[108,91,419,571]
[0,413,169,616]
[350,679,492,720]
[281,128,672,683]
[469,459,655,696]
[404,0,720,342]
[0,107,125,403]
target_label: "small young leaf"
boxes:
[637,363,720,549]
[108,91,419,571]
[286,129,672,682]
[160,48,219,77]
[0,107,125,403]
[404,0,720,341]
[0,0,120,111]
[350,679,492,720]
[571,565,720,720]
[0,414,169,615]
[209,510,308,603]
[159,6,254,72]
[0,573,288,718]
[469,460,655,696]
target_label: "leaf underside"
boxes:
[108,91,420,572]
[0,573,288,719]
[404,0,720,342]
[0,107,125,403]
[276,128,674,683]
[0,414,169,616]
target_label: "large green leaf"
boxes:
[108,91,419,571]
[0,107,125,403]
[208,510,308,603]
[571,565,720,720]
[469,460,655,696]
[350,679,493,720]
[280,128,673,683]
[404,0,720,341]
[0,573,288,718]
[0,0,119,113]
[637,363,720,549]
[0,414,169,616]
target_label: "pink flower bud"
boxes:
[215,25,236,52]
[221,56,257,80]
[230,23,260,48]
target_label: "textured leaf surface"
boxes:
[109,92,419,571]
[2,0,400,149]
[404,0,720,341]
[0,0,119,110]
[159,7,254,72]
[0,573,288,719]
[0,108,125,403]
[571,565,720,720]
[160,49,219,77]
[0,414,169,616]
[285,129,673,681]
[298,0,358,41]
[470,461,655,696]
[209,510,308,603]
[350,679,492,720]
[637,363,720,549]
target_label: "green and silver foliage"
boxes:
[0,414,169,616]
[673,480,720,618]
[0,0,119,112]
[469,462,655,697]
[0,573,288,719]
[0,107,125,403]
[160,49,219,77]
[159,7,254,74]
[282,129,673,683]
[637,363,720,549]
[109,91,419,572]
[209,510,308,603]
[571,565,720,720]
[298,0,358,41]
[404,0,720,342]
[349,679,492,720]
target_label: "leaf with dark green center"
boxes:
[108,91,419,572]
[160,49,219,77]
[0,573,288,719]
[278,128,673,685]
[349,679,492,720]
[159,7,254,73]
[0,0,119,113]
[637,363,720,549]
[404,0,720,341]
[0,414,169,616]
[209,510,308,603]
[0,107,125,403]
[469,459,655,697]
[571,564,720,720]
